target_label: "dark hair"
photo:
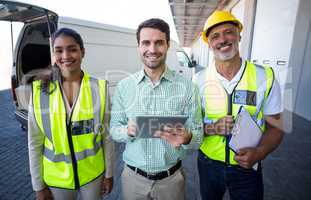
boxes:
[33,28,85,94]
[136,18,170,44]
[52,27,84,50]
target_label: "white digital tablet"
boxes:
[135,115,188,138]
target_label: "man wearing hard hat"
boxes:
[193,10,284,200]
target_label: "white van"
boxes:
[0,0,194,129]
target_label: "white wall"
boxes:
[231,0,257,60]
[250,0,299,109]
[190,35,210,68]
[231,0,246,59]
[289,0,311,121]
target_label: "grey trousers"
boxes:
[121,165,185,200]
[49,174,103,200]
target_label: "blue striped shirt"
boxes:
[110,67,203,173]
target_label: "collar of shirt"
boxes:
[212,58,246,94]
[135,66,175,85]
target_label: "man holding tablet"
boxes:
[110,18,203,200]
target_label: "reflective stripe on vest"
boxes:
[32,72,106,189]
[200,61,274,165]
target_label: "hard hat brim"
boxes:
[202,20,243,44]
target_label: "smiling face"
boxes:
[53,35,84,75]
[207,23,240,61]
[138,27,169,70]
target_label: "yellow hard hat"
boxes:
[202,10,243,43]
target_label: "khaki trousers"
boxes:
[121,164,185,200]
[49,174,103,200]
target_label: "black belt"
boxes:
[127,161,181,180]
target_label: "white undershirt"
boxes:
[214,60,246,95]
[212,59,283,115]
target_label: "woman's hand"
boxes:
[101,177,113,196]
[36,187,53,200]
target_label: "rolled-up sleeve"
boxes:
[110,82,133,143]
[182,84,203,149]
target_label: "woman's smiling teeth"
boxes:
[62,60,74,65]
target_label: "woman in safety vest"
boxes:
[28,28,114,200]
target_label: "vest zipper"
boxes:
[66,114,80,189]
[224,60,247,165]
[225,93,232,165]
[59,81,81,189]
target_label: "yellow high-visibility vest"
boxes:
[32,72,106,189]
[200,61,274,165]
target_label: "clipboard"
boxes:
[135,115,188,138]
[229,108,262,170]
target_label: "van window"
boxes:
[22,44,50,74]
[176,51,192,68]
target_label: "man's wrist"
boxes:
[182,130,192,145]
[256,146,268,161]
